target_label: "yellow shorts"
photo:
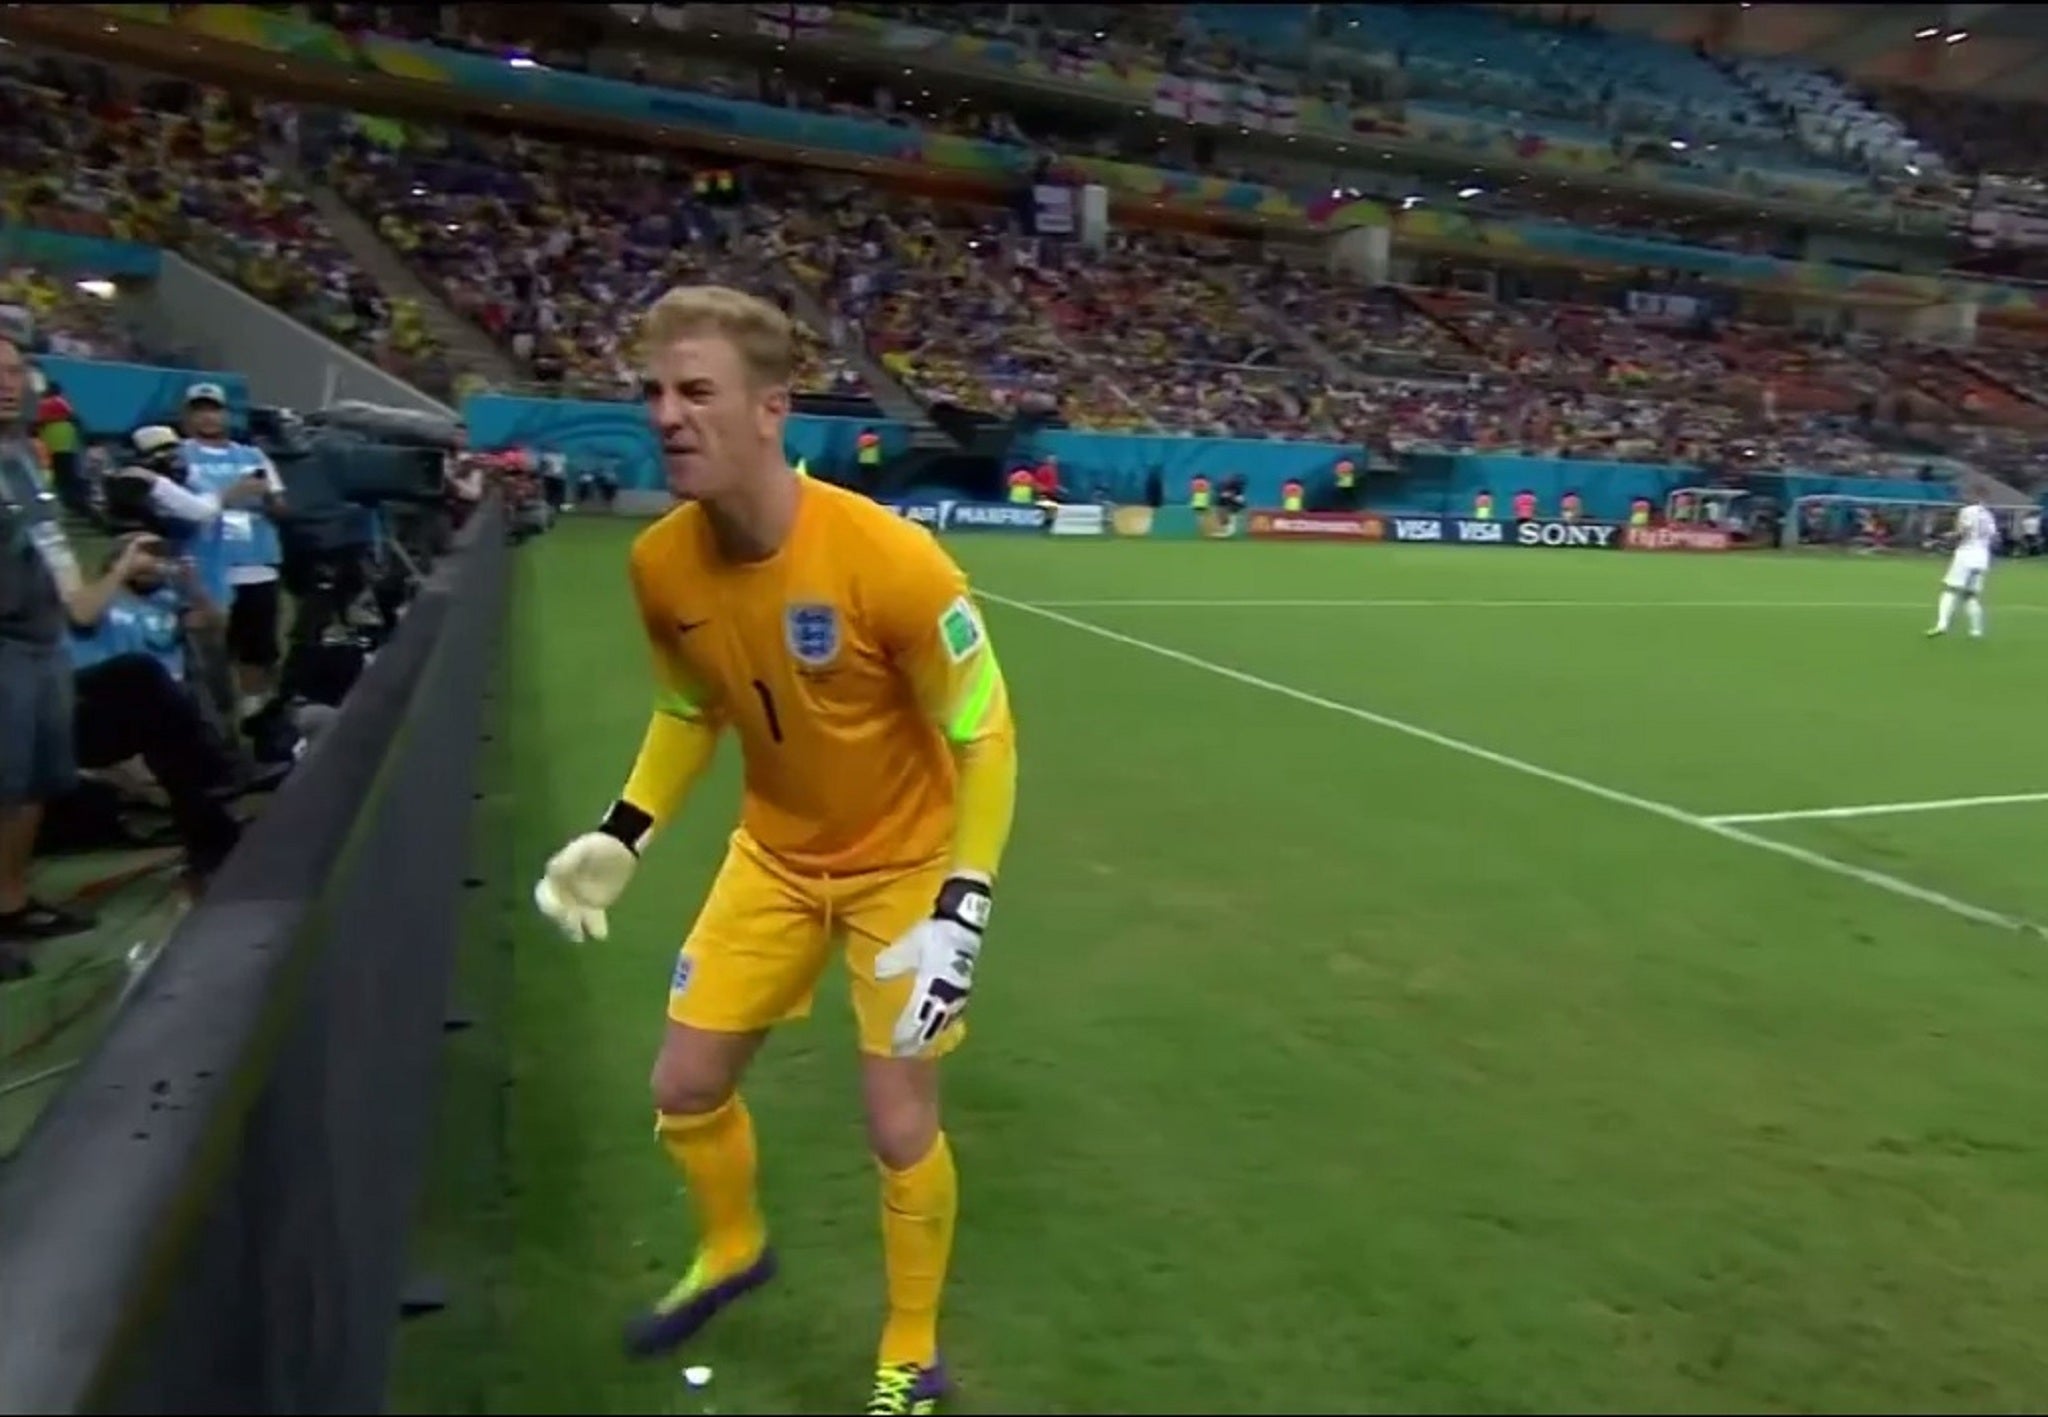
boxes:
[666,830,964,1059]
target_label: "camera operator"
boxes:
[180,382,287,727]
[65,533,242,882]
[0,333,98,967]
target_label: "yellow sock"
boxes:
[877,1131,957,1368]
[655,1096,767,1276]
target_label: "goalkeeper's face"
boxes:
[643,334,786,502]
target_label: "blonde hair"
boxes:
[639,285,795,388]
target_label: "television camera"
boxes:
[254,401,463,698]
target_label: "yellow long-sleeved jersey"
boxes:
[618,477,1015,880]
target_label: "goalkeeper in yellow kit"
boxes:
[533,287,1016,1416]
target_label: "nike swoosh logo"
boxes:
[677,618,709,634]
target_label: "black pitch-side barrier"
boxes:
[0,498,512,1414]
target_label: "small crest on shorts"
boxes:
[670,953,695,996]
[785,602,841,667]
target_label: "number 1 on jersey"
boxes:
[751,679,784,743]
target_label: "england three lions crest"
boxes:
[785,602,841,667]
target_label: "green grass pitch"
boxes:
[393,522,2048,1414]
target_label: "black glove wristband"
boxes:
[597,800,654,856]
[934,875,992,934]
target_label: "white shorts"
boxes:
[1944,549,1990,593]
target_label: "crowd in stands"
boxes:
[8,47,2039,493]
[311,0,2048,322]
[838,0,1948,196]
[1877,87,2043,183]
[727,163,2044,476]
[751,194,1059,413]
[325,123,864,401]
[308,93,2048,482]
[0,266,145,362]
[7,32,2048,494]
[1254,273,1467,379]
[0,59,453,397]
[326,0,2048,316]
[774,195,1362,438]
[367,0,1953,273]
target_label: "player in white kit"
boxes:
[1928,499,1998,639]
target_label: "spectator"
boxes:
[179,381,288,726]
[329,126,862,401]
[0,331,94,964]
[0,66,453,394]
[34,376,83,512]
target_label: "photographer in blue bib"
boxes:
[178,381,287,731]
[63,532,243,885]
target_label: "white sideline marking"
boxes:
[1027,597,2048,613]
[982,592,2045,938]
[1707,792,2048,826]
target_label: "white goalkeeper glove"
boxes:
[874,874,990,1058]
[534,802,651,943]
